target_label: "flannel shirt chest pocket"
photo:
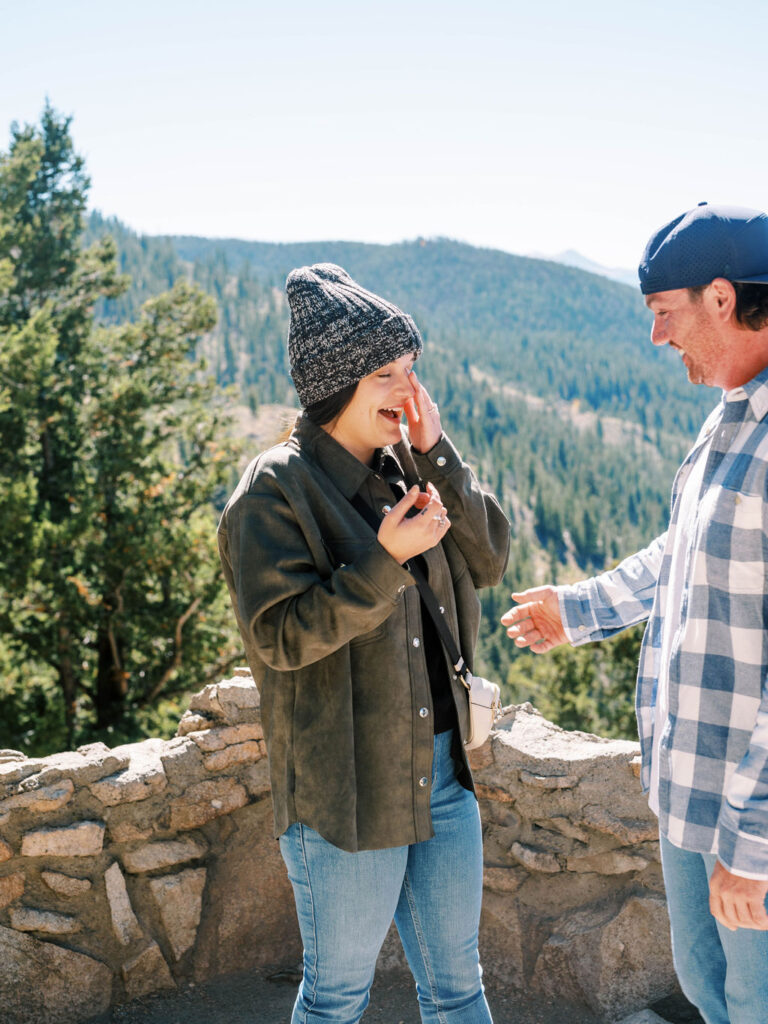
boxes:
[697,455,767,595]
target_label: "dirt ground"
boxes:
[102,967,704,1024]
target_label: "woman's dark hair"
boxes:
[688,282,768,331]
[303,381,360,427]
[271,380,361,446]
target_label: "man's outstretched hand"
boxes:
[501,586,568,653]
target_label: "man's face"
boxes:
[645,287,724,388]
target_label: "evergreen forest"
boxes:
[1,108,719,754]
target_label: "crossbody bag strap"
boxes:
[348,493,469,686]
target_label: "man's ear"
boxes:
[707,278,737,320]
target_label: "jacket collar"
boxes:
[291,413,406,498]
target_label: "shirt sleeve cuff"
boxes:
[717,818,768,879]
[411,433,459,476]
[556,582,601,645]
[350,538,416,603]
[715,858,768,881]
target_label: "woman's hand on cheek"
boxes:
[377,485,450,564]
[405,371,442,454]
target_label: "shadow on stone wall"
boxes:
[0,670,677,1023]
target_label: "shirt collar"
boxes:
[291,413,406,497]
[725,363,768,422]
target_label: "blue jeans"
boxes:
[660,835,768,1024]
[279,730,492,1024]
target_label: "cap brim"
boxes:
[734,272,768,283]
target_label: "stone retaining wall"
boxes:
[468,703,675,1020]
[0,670,676,1024]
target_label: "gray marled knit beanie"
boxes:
[286,263,423,407]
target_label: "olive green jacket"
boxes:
[217,414,510,852]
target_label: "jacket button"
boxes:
[382,504,392,514]
[412,637,421,648]
[436,456,447,467]
[419,707,429,718]
[397,584,405,594]
[439,606,445,614]
[419,777,428,787]
[578,624,587,632]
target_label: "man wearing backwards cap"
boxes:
[502,203,768,1023]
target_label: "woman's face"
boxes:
[325,352,417,465]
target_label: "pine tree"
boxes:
[0,106,242,751]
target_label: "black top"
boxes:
[411,553,458,734]
[376,451,457,736]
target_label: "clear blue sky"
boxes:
[1,0,766,268]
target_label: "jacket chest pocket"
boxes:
[696,487,766,595]
[323,536,392,646]
[322,535,372,569]
[349,622,389,647]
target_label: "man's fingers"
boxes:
[709,864,768,931]
[710,893,728,929]
[712,895,745,931]
[502,614,534,634]
[514,630,547,649]
[501,604,534,626]
[749,893,768,927]
[502,611,545,648]
[502,596,566,652]
[710,887,738,930]
[736,893,768,929]
[511,587,552,604]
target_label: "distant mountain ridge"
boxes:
[527,248,638,287]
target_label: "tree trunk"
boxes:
[57,625,78,750]
[95,627,128,731]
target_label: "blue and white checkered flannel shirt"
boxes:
[557,366,768,878]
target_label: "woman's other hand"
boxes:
[500,586,568,653]
[378,483,450,564]
[405,371,442,453]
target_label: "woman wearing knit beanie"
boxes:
[218,264,509,1024]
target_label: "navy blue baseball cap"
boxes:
[639,203,768,295]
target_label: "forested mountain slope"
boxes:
[85,214,719,735]
[168,231,712,437]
